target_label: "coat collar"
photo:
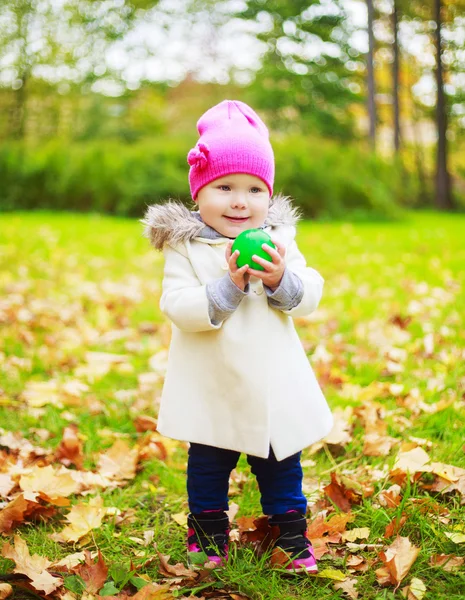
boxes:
[141,194,301,250]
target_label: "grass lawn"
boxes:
[0,210,464,599]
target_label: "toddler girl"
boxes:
[142,100,333,573]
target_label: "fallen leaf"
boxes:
[341,528,370,543]
[171,512,188,528]
[393,448,431,477]
[131,583,174,599]
[97,439,139,480]
[20,464,78,503]
[49,495,107,543]
[52,551,87,569]
[0,474,16,497]
[378,536,420,586]
[134,415,158,432]
[72,549,107,593]
[1,535,63,593]
[315,568,347,581]
[55,424,84,469]
[0,584,13,600]
[157,550,198,578]
[402,577,426,600]
[429,554,464,572]
[334,577,359,598]
[384,513,408,538]
[444,531,465,544]
[0,494,30,533]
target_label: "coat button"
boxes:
[221,262,229,270]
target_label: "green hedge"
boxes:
[0,136,422,219]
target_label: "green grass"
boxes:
[1,210,465,599]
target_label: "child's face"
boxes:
[195,173,270,238]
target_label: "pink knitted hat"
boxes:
[187,100,274,199]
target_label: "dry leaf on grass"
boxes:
[49,495,107,543]
[20,464,78,504]
[334,577,359,598]
[55,424,84,469]
[97,439,139,480]
[341,528,370,543]
[157,550,198,578]
[72,550,107,594]
[1,535,63,594]
[429,554,464,572]
[377,536,420,587]
[384,513,408,538]
[401,577,426,600]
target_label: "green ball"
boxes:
[231,229,276,271]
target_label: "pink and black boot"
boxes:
[187,510,230,568]
[268,511,318,573]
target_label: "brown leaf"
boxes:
[334,577,359,599]
[55,425,84,469]
[378,485,402,508]
[0,494,29,533]
[324,473,353,512]
[326,513,356,534]
[134,415,158,432]
[157,550,198,578]
[0,584,13,600]
[73,549,107,593]
[384,513,407,538]
[378,536,420,586]
[429,554,464,572]
[1,535,63,594]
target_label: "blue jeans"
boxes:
[187,443,307,515]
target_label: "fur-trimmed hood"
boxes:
[141,194,301,250]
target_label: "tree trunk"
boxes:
[367,0,376,150]
[392,0,401,153]
[434,0,453,209]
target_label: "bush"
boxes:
[0,136,421,219]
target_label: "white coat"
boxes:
[141,196,333,460]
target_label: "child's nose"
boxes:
[231,193,247,208]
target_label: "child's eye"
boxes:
[250,187,262,193]
[218,185,231,191]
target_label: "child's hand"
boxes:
[225,241,250,292]
[247,238,286,291]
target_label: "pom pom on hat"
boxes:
[187,100,274,199]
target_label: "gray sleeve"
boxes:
[206,274,249,326]
[264,267,304,311]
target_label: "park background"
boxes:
[1,1,465,600]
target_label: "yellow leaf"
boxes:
[97,440,139,480]
[315,568,347,581]
[1,535,63,594]
[49,496,106,543]
[444,532,465,544]
[342,528,370,543]
[408,578,426,600]
[20,465,78,502]
[171,512,188,528]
